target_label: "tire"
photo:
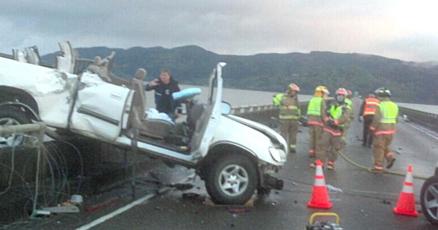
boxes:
[205,153,258,205]
[421,175,438,225]
[0,107,31,148]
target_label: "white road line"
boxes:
[405,122,438,141]
[76,193,155,230]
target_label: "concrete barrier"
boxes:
[399,106,438,132]
[231,102,309,127]
[232,101,438,133]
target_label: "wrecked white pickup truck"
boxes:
[0,42,287,204]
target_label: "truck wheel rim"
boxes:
[218,164,249,197]
[0,118,24,148]
[424,182,438,220]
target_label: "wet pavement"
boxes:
[90,105,437,230]
[7,100,438,230]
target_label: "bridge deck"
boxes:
[70,99,438,230]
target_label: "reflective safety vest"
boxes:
[379,101,398,124]
[345,98,352,110]
[307,97,323,116]
[363,97,380,116]
[273,93,284,106]
[329,105,345,128]
[345,98,354,121]
[322,104,347,136]
[279,95,300,120]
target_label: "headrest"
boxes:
[172,88,202,101]
[134,68,147,80]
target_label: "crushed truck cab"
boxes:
[0,42,287,204]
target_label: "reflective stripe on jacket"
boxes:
[279,94,300,120]
[363,97,380,116]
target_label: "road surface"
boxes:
[7,99,437,230]
[79,99,438,230]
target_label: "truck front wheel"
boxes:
[205,153,258,205]
[0,108,31,148]
[421,175,438,225]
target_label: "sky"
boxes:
[0,0,437,62]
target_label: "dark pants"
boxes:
[363,115,374,147]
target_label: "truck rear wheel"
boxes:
[205,153,257,204]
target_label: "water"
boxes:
[145,84,312,107]
[145,84,438,114]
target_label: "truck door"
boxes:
[69,72,132,141]
[190,62,226,157]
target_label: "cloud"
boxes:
[0,0,436,61]
[377,35,438,61]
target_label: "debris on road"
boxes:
[85,197,120,213]
[227,207,251,214]
[327,184,343,193]
[203,196,256,208]
[381,199,391,205]
[182,192,205,203]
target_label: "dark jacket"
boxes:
[145,78,180,115]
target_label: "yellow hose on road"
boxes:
[338,151,429,180]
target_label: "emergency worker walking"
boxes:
[306,86,329,158]
[370,87,398,172]
[273,83,301,153]
[359,93,380,147]
[312,88,351,170]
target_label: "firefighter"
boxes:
[274,83,301,153]
[272,92,284,107]
[341,89,354,139]
[344,89,354,133]
[370,87,398,172]
[359,93,380,147]
[312,88,351,170]
[306,85,329,158]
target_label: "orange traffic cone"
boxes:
[307,160,333,209]
[393,164,418,217]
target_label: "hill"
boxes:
[42,46,438,104]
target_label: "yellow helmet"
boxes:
[315,85,329,95]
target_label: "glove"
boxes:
[299,116,308,127]
[326,119,336,127]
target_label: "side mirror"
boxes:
[221,101,232,115]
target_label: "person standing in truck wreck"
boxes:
[145,69,181,118]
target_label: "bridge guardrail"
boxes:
[231,102,309,126]
[232,102,438,132]
[231,105,275,114]
[399,106,438,132]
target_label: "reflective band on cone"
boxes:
[307,160,333,209]
[393,164,418,217]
